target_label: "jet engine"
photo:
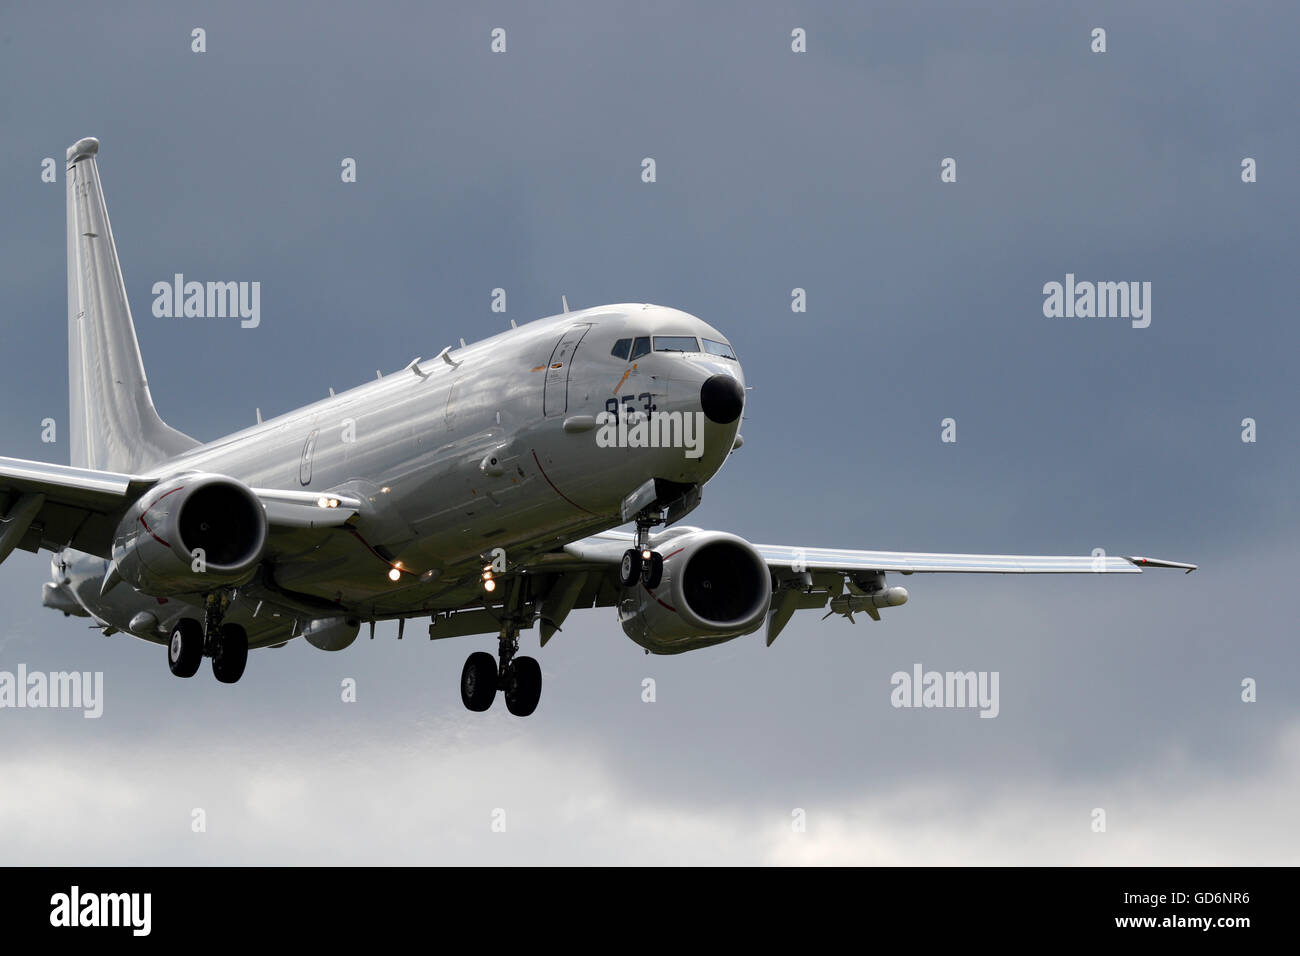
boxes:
[111,473,268,595]
[619,530,772,653]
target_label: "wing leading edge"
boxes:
[755,543,1197,575]
[560,529,1197,575]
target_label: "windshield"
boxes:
[702,338,736,360]
[653,335,699,353]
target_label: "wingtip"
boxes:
[1126,555,1198,573]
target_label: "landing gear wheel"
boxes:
[167,619,203,678]
[211,623,248,684]
[461,651,498,711]
[619,549,643,587]
[642,551,664,589]
[504,657,542,717]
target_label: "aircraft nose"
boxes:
[700,374,744,424]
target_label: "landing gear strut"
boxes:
[459,611,542,717]
[619,511,665,589]
[166,593,248,683]
[202,593,248,683]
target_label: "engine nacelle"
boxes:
[111,473,268,596]
[619,530,772,654]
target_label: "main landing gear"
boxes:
[166,592,248,683]
[460,619,542,717]
[618,511,664,589]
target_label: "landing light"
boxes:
[484,578,496,592]
[387,568,401,582]
[317,496,328,508]
[641,550,652,560]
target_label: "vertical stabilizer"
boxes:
[65,137,197,473]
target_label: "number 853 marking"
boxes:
[604,393,656,421]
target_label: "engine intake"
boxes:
[177,481,265,569]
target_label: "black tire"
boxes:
[619,549,643,587]
[461,651,498,711]
[504,656,542,717]
[212,623,249,684]
[642,551,664,589]
[167,619,203,678]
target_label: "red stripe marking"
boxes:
[530,449,596,515]
[643,583,677,613]
[139,485,184,548]
[638,551,685,610]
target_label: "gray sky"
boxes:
[0,0,1296,864]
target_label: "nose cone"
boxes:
[700,374,744,424]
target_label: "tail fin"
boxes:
[65,137,198,473]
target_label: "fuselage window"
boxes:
[610,338,631,360]
[653,335,699,353]
[702,338,737,360]
[629,336,651,360]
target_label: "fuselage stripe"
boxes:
[530,449,597,515]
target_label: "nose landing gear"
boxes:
[619,510,665,589]
[619,548,664,589]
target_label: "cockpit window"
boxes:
[653,335,699,353]
[629,336,651,360]
[702,338,736,360]
[611,338,631,360]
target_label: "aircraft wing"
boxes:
[752,540,1195,642]
[561,529,1197,575]
[0,455,362,564]
[752,543,1198,575]
[0,456,157,562]
[546,528,1196,646]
